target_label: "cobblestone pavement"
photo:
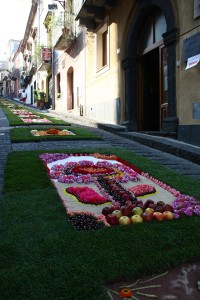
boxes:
[0,106,200,196]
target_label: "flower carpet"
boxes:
[106,261,200,299]
[31,128,75,136]
[1,101,52,123]
[40,153,200,231]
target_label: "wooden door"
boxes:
[160,46,168,128]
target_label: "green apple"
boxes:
[112,210,122,219]
[145,207,154,213]
[131,215,143,223]
[119,216,131,225]
[132,206,143,216]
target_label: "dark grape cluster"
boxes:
[67,213,105,231]
[97,176,137,206]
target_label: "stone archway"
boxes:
[122,0,178,133]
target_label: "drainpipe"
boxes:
[51,48,55,110]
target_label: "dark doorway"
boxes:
[67,67,74,110]
[140,48,160,131]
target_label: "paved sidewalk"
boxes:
[0,105,200,196]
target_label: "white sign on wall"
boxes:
[185,54,200,69]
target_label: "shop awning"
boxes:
[186,54,200,69]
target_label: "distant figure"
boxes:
[21,90,27,103]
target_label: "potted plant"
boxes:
[33,89,40,107]
[39,91,46,109]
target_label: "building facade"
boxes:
[76,0,200,146]
[5,0,200,146]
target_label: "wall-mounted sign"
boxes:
[42,47,52,62]
[48,4,57,10]
[194,0,200,19]
[185,53,200,69]
[183,32,200,62]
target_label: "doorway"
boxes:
[67,67,74,110]
[139,48,160,131]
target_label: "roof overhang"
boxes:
[75,0,116,32]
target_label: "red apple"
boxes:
[125,200,132,206]
[131,215,143,223]
[132,206,143,216]
[136,200,143,205]
[106,214,119,225]
[121,205,133,217]
[112,210,122,219]
[163,204,174,212]
[137,203,145,211]
[110,204,121,212]
[122,194,132,202]
[102,206,112,216]
[153,212,164,221]
[163,211,174,220]
[144,199,155,209]
[142,211,154,222]
[149,203,157,210]
[119,216,131,225]
[155,206,165,213]
[156,201,165,207]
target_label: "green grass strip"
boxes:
[1,149,200,299]
[0,99,69,125]
[10,126,102,142]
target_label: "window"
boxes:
[57,73,61,94]
[96,21,109,74]
[139,9,166,54]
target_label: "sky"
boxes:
[0,0,31,60]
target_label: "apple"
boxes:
[112,210,122,219]
[156,201,165,207]
[110,203,121,212]
[132,206,144,216]
[137,203,145,211]
[136,200,143,205]
[102,206,112,216]
[125,200,132,206]
[163,211,174,220]
[122,194,132,202]
[163,204,174,212]
[153,212,164,221]
[119,216,131,225]
[142,211,154,222]
[106,214,119,225]
[131,215,143,223]
[121,205,133,217]
[145,207,154,214]
[144,199,155,209]
[155,206,165,213]
[148,203,157,210]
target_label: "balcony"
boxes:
[52,11,75,50]
[75,0,116,32]
[37,47,52,72]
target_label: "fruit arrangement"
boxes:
[67,212,105,231]
[97,176,137,206]
[102,198,175,226]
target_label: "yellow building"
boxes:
[76,0,200,146]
